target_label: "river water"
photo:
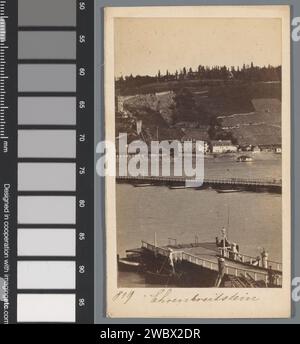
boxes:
[116,153,282,287]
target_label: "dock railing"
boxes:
[181,252,219,271]
[142,241,171,257]
[142,241,282,286]
[117,175,282,187]
[181,251,276,285]
[142,241,220,271]
[203,177,281,186]
[218,248,282,272]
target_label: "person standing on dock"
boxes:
[231,243,239,261]
[168,248,175,275]
[261,248,269,269]
[216,227,231,257]
[215,257,225,287]
[220,227,229,257]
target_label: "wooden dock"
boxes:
[117,176,282,192]
[141,241,282,287]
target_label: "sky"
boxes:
[114,17,282,77]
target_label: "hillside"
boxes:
[119,91,174,125]
[115,80,282,146]
[219,98,281,146]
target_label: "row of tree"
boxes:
[116,63,281,88]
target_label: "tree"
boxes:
[173,88,196,122]
[166,70,169,81]
[175,70,179,80]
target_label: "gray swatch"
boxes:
[18,228,76,257]
[17,261,76,289]
[18,196,76,224]
[18,31,76,60]
[17,294,76,323]
[18,163,76,191]
[18,64,76,92]
[18,0,76,27]
[18,130,76,158]
[18,97,76,125]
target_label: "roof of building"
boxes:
[181,129,210,142]
[210,140,234,146]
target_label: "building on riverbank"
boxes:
[210,140,238,153]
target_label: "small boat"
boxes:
[118,258,143,272]
[216,189,242,193]
[236,155,253,162]
[169,185,186,189]
[133,183,154,187]
[125,248,143,260]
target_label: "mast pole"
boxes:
[227,199,230,241]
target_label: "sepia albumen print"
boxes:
[105,6,291,318]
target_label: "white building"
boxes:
[252,146,261,153]
[210,140,238,153]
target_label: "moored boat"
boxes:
[169,185,186,189]
[216,189,242,193]
[133,183,154,187]
[236,155,253,162]
[117,257,143,272]
[138,236,282,288]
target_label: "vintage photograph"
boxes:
[105,6,291,318]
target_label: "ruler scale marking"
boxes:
[0,0,94,324]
